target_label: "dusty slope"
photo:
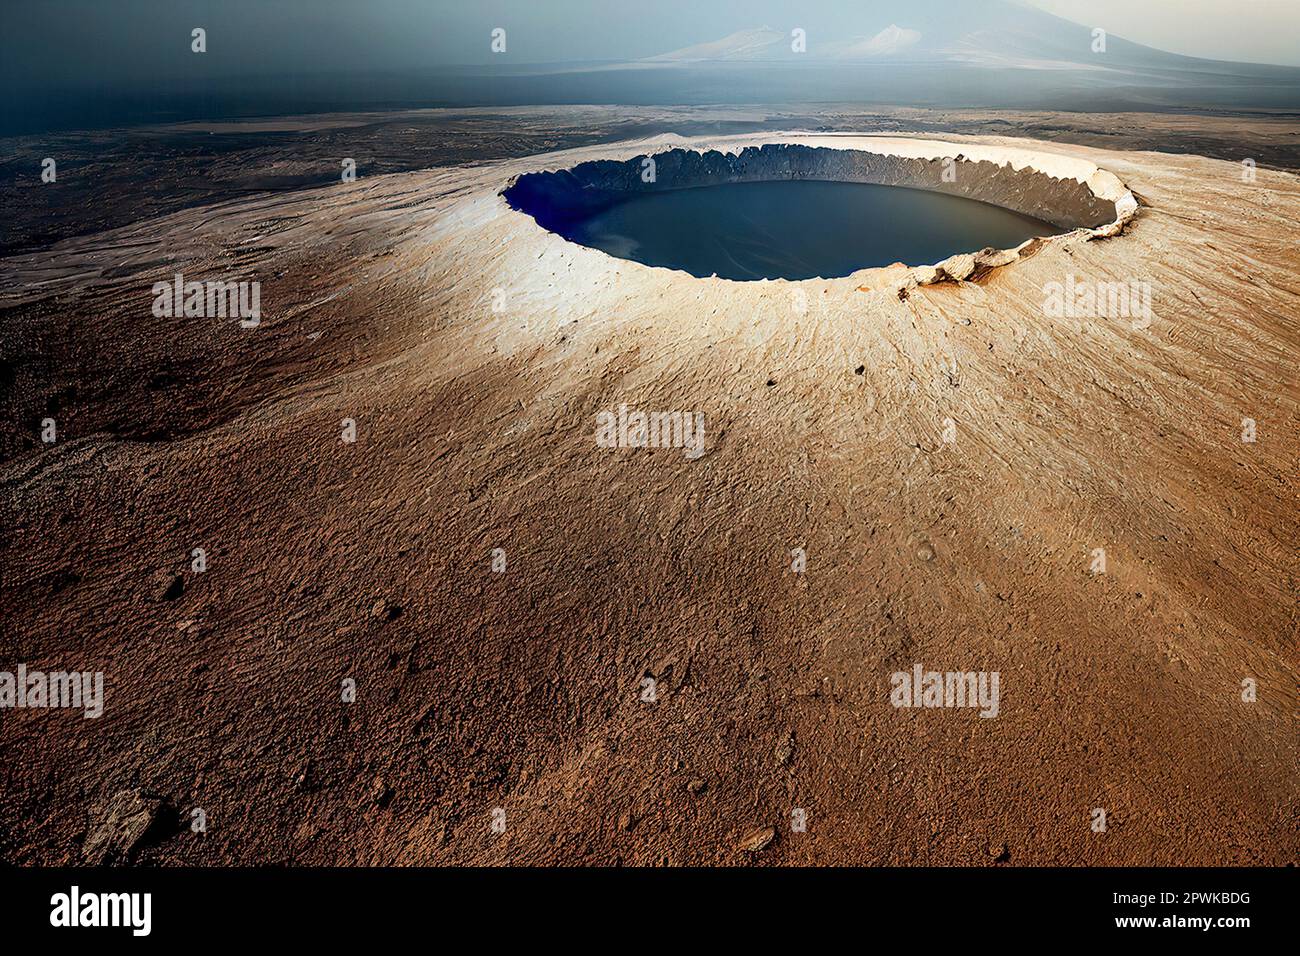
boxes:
[0,132,1296,865]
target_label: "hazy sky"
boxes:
[2,0,1297,89]
[1025,0,1300,66]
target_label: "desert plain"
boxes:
[0,107,1296,865]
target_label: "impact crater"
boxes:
[503,141,1137,283]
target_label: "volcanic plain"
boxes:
[0,110,1296,865]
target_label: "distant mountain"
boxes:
[644,27,789,62]
[823,25,924,59]
[648,23,926,62]
[441,0,1300,116]
[641,0,1269,73]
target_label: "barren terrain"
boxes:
[0,115,1296,865]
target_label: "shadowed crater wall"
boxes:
[503,144,1119,252]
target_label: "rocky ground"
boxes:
[0,115,1296,865]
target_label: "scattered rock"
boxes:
[937,252,977,281]
[371,598,403,622]
[971,246,1019,277]
[774,731,795,766]
[618,811,637,832]
[686,778,707,795]
[83,789,162,865]
[990,841,1010,863]
[738,826,776,853]
[152,570,184,602]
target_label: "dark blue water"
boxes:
[563,180,1066,281]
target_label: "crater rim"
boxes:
[500,137,1139,285]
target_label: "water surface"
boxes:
[563,179,1066,280]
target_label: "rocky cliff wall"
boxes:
[504,143,1119,234]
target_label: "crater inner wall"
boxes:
[504,143,1120,236]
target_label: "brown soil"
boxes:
[0,123,1296,866]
